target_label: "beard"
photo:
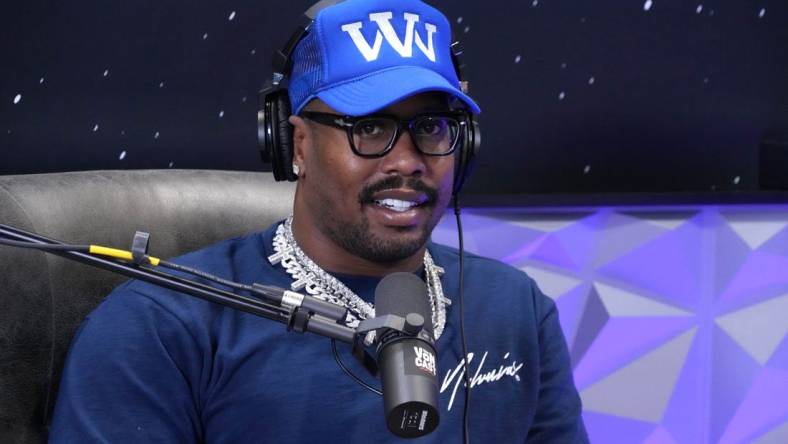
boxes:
[314,175,444,264]
[326,216,429,263]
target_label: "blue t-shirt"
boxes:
[50,223,587,443]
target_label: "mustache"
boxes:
[358,176,439,205]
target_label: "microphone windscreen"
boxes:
[374,272,432,334]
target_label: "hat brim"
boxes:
[311,66,481,116]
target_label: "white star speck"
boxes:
[644,0,653,11]
[558,92,566,100]
[758,8,766,18]
[514,55,522,63]
[733,176,741,185]
[39,77,45,84]
[93,124,99,132]
[584,165,591,174]
[588,76,596,85]
[228,11,236,21]
[203,33,208,40]
[457,17,463,24]
[103,69,109,77]
[532,0,538,7]
[696,5,703,14]
[154,131,160,139]
[13,94,21,104]
[219,110,224,118]
[119,150,127,160]
[464,26,470,33]
[168,161,174,168]
[159,82,165,88]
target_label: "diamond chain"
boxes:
[267,216,447,339]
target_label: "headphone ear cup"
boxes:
[259,88,297,182]
[453,115,481,195]
[273,90,297,182]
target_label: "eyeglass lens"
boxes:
[351,116,459,156]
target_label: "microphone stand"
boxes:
[0,223,355,344]
[1,225,430,391]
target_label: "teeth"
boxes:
[375,198,418,212]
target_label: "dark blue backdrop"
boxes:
[2,0,787,202]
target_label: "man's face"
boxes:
[293,93,456,265]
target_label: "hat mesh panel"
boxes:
[288,31,323,115]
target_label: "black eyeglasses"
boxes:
[300,111,467,158]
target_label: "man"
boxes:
[51,0,587,442]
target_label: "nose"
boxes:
[379,130,427,177]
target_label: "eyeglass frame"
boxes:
[299,110,469,158]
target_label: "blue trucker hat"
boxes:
[288,0,481,116]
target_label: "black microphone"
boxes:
[374,272,439,438]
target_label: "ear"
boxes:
[289,115,309,175]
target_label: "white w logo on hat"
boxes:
[340,12,437,62]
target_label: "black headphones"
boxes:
[258,0,481,195]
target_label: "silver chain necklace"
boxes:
[267,216,449,339]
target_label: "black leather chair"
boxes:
[0,170,295,443]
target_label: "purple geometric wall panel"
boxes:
[436,205,788,443]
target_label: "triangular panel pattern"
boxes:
[594,281,692,317]
[597,213,704,310]
[574,319,695,390]
[581,328,697,423]
[591,212,668,268]
[543,211,607,273]
[715,293,788,365]
[709,212,753,300]
[717,252,788,311]
[450,211,545,260]
[621,210,697,231]
[518,265,583,300]
[509,212,590,233]
[437,205,788,443]
[569,285,609,369]
[719,367,788,444]
[526,234,581,271]
[722,211,788,250]
[752,420,788,444]
[642,426,678,444]
[767,336,788,370]
[758,224,788,257]
[501,234,548,265]
[661,333,706,444]
[710,325,763,443]
[554,284,592,351]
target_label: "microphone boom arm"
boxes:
[0,223,356,344]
